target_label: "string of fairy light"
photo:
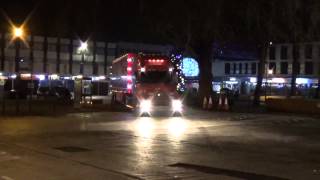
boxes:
[170,54,185,92]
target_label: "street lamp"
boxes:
[265,68,274,100]
[78,41,88,74]
[12,26,25,73]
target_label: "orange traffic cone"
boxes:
[224,97,229,111]
[218,96,222,110]
[208,96,213,110]
[203,97,208,109]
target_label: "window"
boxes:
[34,42,43,51]
[269,47,276,60]
[233,63,236,74]
[251,63,257,74]
[96,47,105,55]
[48,44,56,52]
[280,62,288,74]
[269,62,276,73]
[60,44,69,52]
[280,46,288,59]
[225,63,230,74]
[245,63,248,74]
[305,44,313,59]
[239,63,242,74]
[305,61,313,75]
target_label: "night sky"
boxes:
[0,0,152,42]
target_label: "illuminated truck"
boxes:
[110,53,182,115]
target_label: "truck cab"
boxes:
[110,53,182,116]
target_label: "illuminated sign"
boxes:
[182,57,199,77]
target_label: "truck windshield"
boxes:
[140,71,173,83]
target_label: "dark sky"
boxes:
[0,0,153,42]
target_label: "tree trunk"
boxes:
[69,37,73,74]
[289,43,300,97]
[290,43,299,96]
[43,36,48,73]
[195,41,213,106]
[253,43,268,106]
[56,36,61,73]
[316,63,320,99]
[1,32,5,71]
[29,35,34,73]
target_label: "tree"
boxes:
[308,0,320,98]
[140,0,236,104]
[244,0,282,105]
[279,0,313,96]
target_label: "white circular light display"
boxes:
[182,57,199,77]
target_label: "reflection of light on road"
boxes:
[167,117,188,140]
[133,117,155,169]
[135,117,155,138]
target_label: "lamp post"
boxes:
[12,27,24,73]
[79,41,88,75]
[265,68,273,100]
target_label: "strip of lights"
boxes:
[127,56,133,94]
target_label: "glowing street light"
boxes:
[13,27,24,39]
[12,26,25,73]
[79,41,88,74]
[268,69,273,75]
[79,41,88,53]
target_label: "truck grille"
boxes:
[152,92,171,106]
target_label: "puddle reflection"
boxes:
[167,117,189,140]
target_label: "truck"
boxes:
[110,53,182,116]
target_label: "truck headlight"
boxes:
[172,100,182,112]
[140,100,151,113]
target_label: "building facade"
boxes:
[0,33,173,77]
[212,43,320,95]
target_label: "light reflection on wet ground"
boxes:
[0,110,320,179]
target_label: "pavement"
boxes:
[0,108,319,180]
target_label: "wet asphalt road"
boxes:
[0,109,319,180]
